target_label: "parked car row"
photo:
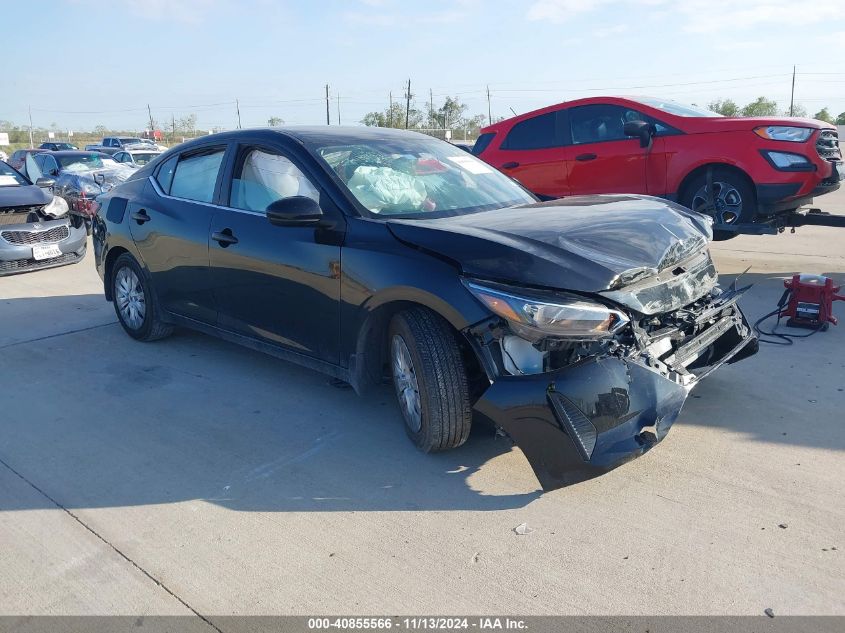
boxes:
[11,97,833,489]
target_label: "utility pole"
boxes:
[325,85,330,125]
[147,103,155,136]
[337,93,341,125]
[486,85,492,125]
[789,65,796,117]
[28,105,34,148]
[430,88,434,127]
[389,91,393,127]
[172,113,176,143]
[236,99,242,129]
[405,78,411,129]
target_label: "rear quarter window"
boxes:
[472,132,496,155]
[155,154,179,194]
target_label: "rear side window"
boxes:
[501,111,567,150]
[472,132,496,155]
[169,149,225,203]
[155,154,178,193]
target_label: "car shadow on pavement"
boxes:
[1,274,843,515]
[0,294,541,513]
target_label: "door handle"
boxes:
[575,153,597,162]
[211,229,238,247]
[501,161,520,169]
[130,209,150,224]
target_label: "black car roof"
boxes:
[171,126,435,152]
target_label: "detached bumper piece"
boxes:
[474,358,689,491]
[472,294,758,491]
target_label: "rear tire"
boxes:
[388,308,472,452]
[111,253,173,342]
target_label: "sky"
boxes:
[3,0,845,133]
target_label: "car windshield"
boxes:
[634,97,722,118]
[0,161,29,187]
[313,137,535,218]
[129,152,159,165]
[57,154,119,172]
[119,138,143,145]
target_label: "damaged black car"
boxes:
[92,127,757,490]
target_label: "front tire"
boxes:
[389,308,472,452]
[682,168,755,240]
[111,253,173,342]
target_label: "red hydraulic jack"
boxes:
[780,274,845,331]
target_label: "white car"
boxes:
[112,148,164,168]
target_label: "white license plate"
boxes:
[32,244,63,260]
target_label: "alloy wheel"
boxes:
[114,267,146,330]
[691,181,743,225]
[391,334,422,432]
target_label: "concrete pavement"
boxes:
[0,195,843,618]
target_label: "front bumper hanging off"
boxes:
[470,299,758,491]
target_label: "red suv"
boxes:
[475,96,842,234]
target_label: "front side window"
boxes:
[570,104,642,144]
[230,148,319,212]
[169,148,225,203]
[312,137,535,218]
[502,111,567,150]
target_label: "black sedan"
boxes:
[92,127,757,490]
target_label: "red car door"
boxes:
[483,110,570,198]
[563,103,649,195]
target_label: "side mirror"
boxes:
[266,196,323,227]
[35,177,55,188]
[623,120,656,148]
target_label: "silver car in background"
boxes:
[0,161,87,275]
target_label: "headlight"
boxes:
[762,150,814,171]
[464,280,629,341]
[41,196,69,218]
[754,126,813,142]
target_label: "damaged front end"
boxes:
[0,195,87,276]
[463,250,758,491]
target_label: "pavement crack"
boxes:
[0,321,116,351]
[0,455,223,632]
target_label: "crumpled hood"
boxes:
[0,183,51,208]
[386,195,712,293]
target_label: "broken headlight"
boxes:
[464,280,629,341]
[41,196,69,218]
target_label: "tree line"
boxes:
[706,97,845,124]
